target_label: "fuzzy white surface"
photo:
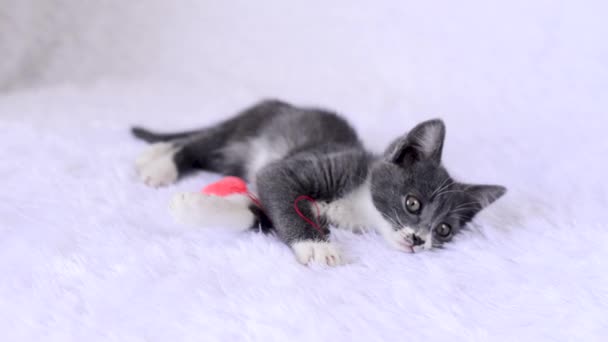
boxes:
[1,1,607,341]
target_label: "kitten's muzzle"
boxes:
[411,235,425,246]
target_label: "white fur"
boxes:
[423,232,434,250]
[386,227,418,253]
[291,241,345,266]
[169,192,254,231]
[318,185,374,233]
[246,137,290,183]
[136,142,179,187]
[319,181,418,252]
[135,142,173,169]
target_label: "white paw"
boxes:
[136,143,178,187]
[169,192,254,230]
[291,241,345,266]
[138,157,178,187]
[135,142,174,169]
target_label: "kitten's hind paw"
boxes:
[291,241,346,267]
[135,142,179,187]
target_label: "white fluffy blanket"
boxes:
[1,1,606,341]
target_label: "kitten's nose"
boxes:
[412,235,425,246]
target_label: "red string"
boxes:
[248,192,324,236]
[247,193,263,208]
[293,195,324,236]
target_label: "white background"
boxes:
[1,1,607,341]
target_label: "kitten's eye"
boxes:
[436,223,452,238]
[404,196,421,214]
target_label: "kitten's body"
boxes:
[133,100,505,266]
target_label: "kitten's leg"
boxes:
[135,131,236,187]
[134,99,290,187]
[255,150,369,266]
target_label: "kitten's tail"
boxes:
[131,126,201,143]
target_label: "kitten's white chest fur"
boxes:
[318,181,393,236]
[318,181,418,253]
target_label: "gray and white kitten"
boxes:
[132,100,505,266]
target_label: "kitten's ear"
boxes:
[386,119,446,166]
[465,184,507,208]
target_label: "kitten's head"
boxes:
[370,119,506,252]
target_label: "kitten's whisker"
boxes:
[451,214,473,221]
[432,179,455,198]
[381,213,399,227]
[382,213,394,223]
[435,189,466,197]
[431,177,450,197]
[451,206,480,213]
[450,210,476,217]
[392,208,406,228]
[435,186,465,198]
[453,201,480,209]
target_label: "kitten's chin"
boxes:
[412,245,428,253]
[399,244,429,254]
[382,229,416,253]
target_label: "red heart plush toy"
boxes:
[201,176,249,196]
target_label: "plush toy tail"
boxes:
[170,192,256,231]
[199,176,273,232]
[170,176,273,232]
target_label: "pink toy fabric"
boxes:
[201,176,249,196]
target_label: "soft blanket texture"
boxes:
[1,1,607,341]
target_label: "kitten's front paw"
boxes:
[291,241,345,266]
[135,143,178,187]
